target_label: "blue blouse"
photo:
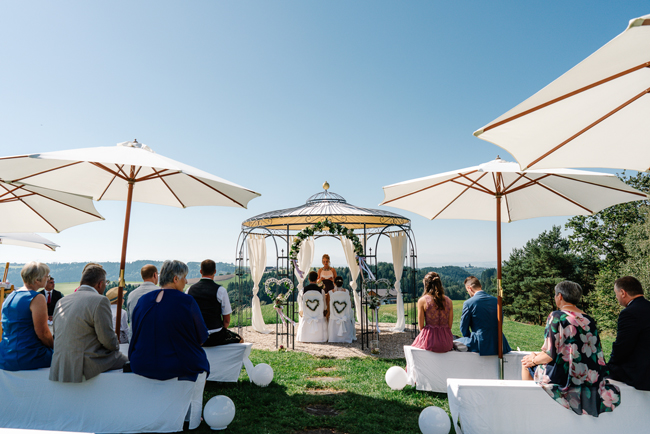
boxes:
[129,288,209,381]
[0,290,52,371]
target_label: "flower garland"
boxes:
[289,219,365,278]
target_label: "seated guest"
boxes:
[608,276,650,391]
[106,287,130,344]
[411,272,453,353]
[454,276,511,355]
[50,266,127,382]
[0,262,53,371]
[126,264,159,325]
[300,271,328,318]
[129,260,209,381]
[39,276,62,321]
[331,276,346,292]
[188,259,243,347]
[521,281,620,416]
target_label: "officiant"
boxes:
[317,254,337,293]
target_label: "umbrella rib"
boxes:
[519,174,594,214]
[502,173,530,193]
[546,174,648,198]
[505,174,553,194]
[135,170,178,182]
[481,61,650,134]
[431,172,489,220]
[13,161,83,183]
[526,86,650,169]
[381,171,480,205]
[456,173,496,195]
[497,173,513,224]
[152,168,186,208]
[89,162,129,181]
[186,174,245,208]
[98,172,120,201]
[450,179,495,195]
[0,184,59,232]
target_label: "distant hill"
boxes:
[3,260,236,285]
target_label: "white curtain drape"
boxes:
[247,234,269,334]
[292,236,314,309]
[390,232,408,332]
[341,237,362,323]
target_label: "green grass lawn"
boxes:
[196,299,616,434]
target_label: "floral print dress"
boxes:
[533,310,621,416]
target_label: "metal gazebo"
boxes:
[234,183,418,349]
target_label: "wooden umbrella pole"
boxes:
[115,180,135,342]
[496,190,504,378]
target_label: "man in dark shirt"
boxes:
[187,259,243,347]
[39,276,63,321]
[608,276,650,391]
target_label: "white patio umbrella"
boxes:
[474,14,650,171]
[0,233,60,251]
[380,157,647,366]
[0,181,103,233]
[0,140,261,340]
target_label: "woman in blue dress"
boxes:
[0,262,54,371]
[129,259,209,381]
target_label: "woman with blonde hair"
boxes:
[411,272,453,353]
[317,254,337,293]
[0,262,54,370]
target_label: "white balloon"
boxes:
[385,366,408,390]
[418,406,451,434]
[252,363,274,387]
[203,395,236,431]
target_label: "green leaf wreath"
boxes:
[289,219,363,262]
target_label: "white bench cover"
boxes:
[404,346,529,393]
[0,368,205,433]
[120,342,254,383]
[447,378,650,434]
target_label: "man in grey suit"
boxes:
[49,266,128,383]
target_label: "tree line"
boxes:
[3,260,235,285]
[501,171,650,331]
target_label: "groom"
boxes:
[454,276,511,355]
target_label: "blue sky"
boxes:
[0,2,647,270]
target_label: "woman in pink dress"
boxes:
[411,272,453,353]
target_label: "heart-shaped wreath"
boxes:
[305,298,320,312]
[264,278,295,307]
[333,300,347,315]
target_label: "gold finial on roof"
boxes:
[323,181,330,190]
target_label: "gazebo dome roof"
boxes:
[242,186,410,232]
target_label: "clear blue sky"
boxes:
[0,2,646,271]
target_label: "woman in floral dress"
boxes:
[521,281,620,416]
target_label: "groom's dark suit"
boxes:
[608,296,650,391]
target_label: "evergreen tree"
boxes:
[502,226,584,325]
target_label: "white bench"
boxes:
[404,346,529,393]
[0,368,205,433]
[120,342,254,383]
[447,378,650,434]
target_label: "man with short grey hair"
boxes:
[49,266,128,383]
[127,264,159,324]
